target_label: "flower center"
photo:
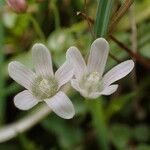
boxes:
[87,72,101,83]
[80,71,103,93]
[32,76,58,100]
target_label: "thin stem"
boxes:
[109,0,134,34]
[86,99,109,150]
[110,35,150,69]
[0,21,6,124]
[28,14,46,41]
[129,5,145,119]
[0,105,51,143]
[88,0,114,149]
[51,0,60,30]
[0,85,70,142]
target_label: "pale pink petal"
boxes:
[14,90,39,110]
[71,79,88,98]
[87,38,109,77]
[8,61,35,90]
[102,60,134,87]
[55,61,73,89]
[44,91,75,119]
[32,43,54,76]
[66,46,86,79]
[100,84,118,95]
[89,84,118,99]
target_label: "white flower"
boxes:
[8,43,75,119]
[66,38,134,99]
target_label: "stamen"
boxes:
[31,76,58,100]
[80,71,102,94]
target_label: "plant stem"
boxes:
[88,0,114,149]
[28,14,46,42]
[51,0,60,30]
[0,20,6,125]
[87,99,109,150]
[0,105,51,143]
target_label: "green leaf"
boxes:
[94,0,113,37]
[110,124,131,149]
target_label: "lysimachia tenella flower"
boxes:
[8,43,75,119]
[66,38,134,99]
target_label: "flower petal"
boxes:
[55,61,73,88]
[89,84,118,99]
[87,38,109,77]
[8,61,35,90]
[102,60,134,87]
[100,84,118,95]
[71,79,88,98]
[44,91,75,119]
[32,43,54,76]
[14,90,39,110]
[66,46,86,79]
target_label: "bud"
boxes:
[7,0,28,13]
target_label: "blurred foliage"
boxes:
[0,0,150,150]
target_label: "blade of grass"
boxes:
[88,0,114,150]
[94,0,113,37]
[0,19,6,125]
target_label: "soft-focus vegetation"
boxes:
[0,0,150,149]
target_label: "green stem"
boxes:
[87,0,114,149]
[28,14,46,42]
[87,99,109,150]
[0,20,6,124]
[51,0,60,30]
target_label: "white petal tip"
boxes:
[128,60,135,68]
[66,46,78,57]
[45,92,75,119]
[8,61,19,77]
[32,43,45,48]
[14,100,30,110]
[14,90,38,110]
[14,99,30,111]
[93,38,109,47]
[8,61,18,69]
[63,110,75,119]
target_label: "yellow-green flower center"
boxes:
[80,71,103,93]
[32,76,58,100]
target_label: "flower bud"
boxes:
[7,0,28,13]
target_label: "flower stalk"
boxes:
[91,0,113,149]
[86,99,108,150]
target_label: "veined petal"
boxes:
[89,84,118,99]
[55,61,73,89]
[102,60,134,87]
[32,43,54,76]
[100,84,118,95]
[8,61,35,90]
[66,46,86,79]
[14,90,39,110]
[44,91,75,119]
[71,79,88,98]
[87,38,109,77]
